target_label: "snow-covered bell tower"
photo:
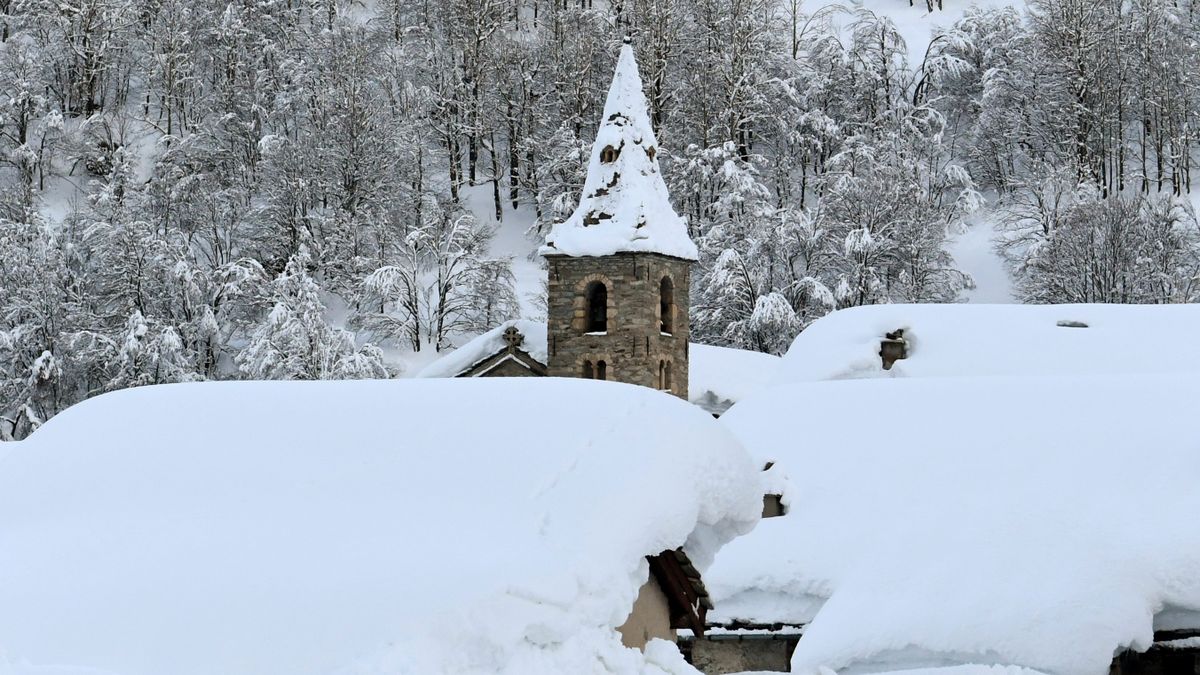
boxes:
[540,41,698,400]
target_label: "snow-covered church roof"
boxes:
[540,44,698,261]
[415,323,779,414]
[0,379,763,675]
[414,319,548,378]
[707,374,1200,675]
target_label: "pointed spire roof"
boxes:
[540,44,698,261]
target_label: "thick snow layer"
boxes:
[689,344,779,405]
[0,379,762,675]
[540,45,698,261]
[728,667,1049,675]
[842,668,1048,675]
[777,303,1200,383]
[710,375,1200,675]
[689,344,780,415]
[414,319,548,378]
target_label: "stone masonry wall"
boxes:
[687,637,794,674]
[545,252,690,400]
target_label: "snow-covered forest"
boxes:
[3,0,1200,439]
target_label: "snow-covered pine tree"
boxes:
[237,248,387,380]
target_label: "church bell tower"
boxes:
[540,41,696,400]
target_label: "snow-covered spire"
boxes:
[540,44,698,261]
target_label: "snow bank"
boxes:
[414,319,547,378]
[777,303,1200,383]
[823,665,1050,675]
[0,379,762,675]
[540,45,698,261]
[709,375,1200,675]
[688,344,780,415]
[728,667,1049,675]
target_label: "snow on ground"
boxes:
[805,0,1024,65]
[460,182,547,319]
[709,374,1200,675]
[947,215,1014,303]
[775,303,1200,383]
[0,378,763,675]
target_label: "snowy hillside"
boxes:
[804,0,1023,61]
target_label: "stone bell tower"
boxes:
[540,41,696,400]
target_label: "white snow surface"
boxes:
[414,318,548,378]
[947,216,1014,303]
[729,667,1049,675]
[540,45,698,261]
[688,344,781,414]
[709,374,1200,675]
[776,303,1200,383]
[0,379,763,675]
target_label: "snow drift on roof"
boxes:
[708,374,1200,675]
[726,666,1051,675]
[776,303,1200,383]
[688,344,780,415]
[540,44,698,261]
[0,379,762,675]
[414,319,548,378]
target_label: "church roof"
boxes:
[540,44,698,261]
[414,319,548,378]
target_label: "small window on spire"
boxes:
[600,145,620,163]
[646,146,656,161]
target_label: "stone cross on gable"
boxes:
[502,326,524,352]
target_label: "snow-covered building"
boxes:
[0,378,764,675]
[773,303,1200,383]
[416,319,550,378]
[690,371,1200,675]
[416,320,779,417]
